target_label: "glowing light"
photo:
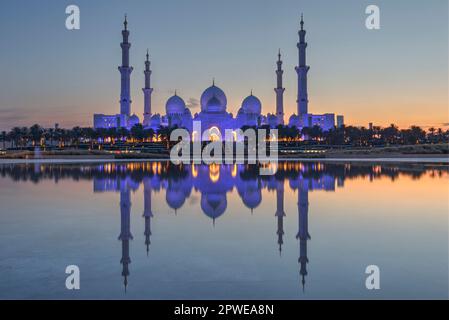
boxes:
[192,164,198,178]
[209,163,220,183]
[207,126,221,142]
[192,131,199,142]
[232,164,238,178]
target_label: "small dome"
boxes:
[150,114,161,127]
[267,114,278,128]
[289,114,300,127]
[242,190,262,210]
[128,114,140,127]
[201,84,227,112]
[201,193,227,220]
[166,94,186,115]
[166,189,186,210]
[242,94,262,115]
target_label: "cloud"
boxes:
[186,98,200,109]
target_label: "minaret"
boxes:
[295,14,310,123]
[297,179,311,292]
[118,186,133,291]
[274,50,285,125]
[142,50,153,127]
[143,178,153,256]
[119,15,133,117]
[275,180,286,255]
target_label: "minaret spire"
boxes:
[297,180,311,292]
[275,180,286,255]
[143,179,153,256]
[118,185,133,291]
[296,14,310,126]
[119,15,133,122]
[275,49,285,125]
[142,49,153,127]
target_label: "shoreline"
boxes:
[0,155,448,165]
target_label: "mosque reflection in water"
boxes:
[1,161,445,293]
[95,162,323,291]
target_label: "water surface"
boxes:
[0,161,447,299]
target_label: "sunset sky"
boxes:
[0,0,447,131]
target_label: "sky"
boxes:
[0,0,447,131]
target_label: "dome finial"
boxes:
[250,89,253,96]
[300,13,304,31]
[212,78,215,86]
[124,14,128,30]
[174,89,177,96]
[146,49,149,61]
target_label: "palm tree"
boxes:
[117,127,129,142]
[428,127,436,143]
[48,128,55,147]
[308,125,323,142]
[437,128,444,143]
[29,124,43,147]
[20,127,29,148]
[130,124,145,141]
[344,126,362,146]
[381,124,399,145]
[1,131,6,150]
[9,127,22,148]
[144,128,155,142]
[71,126,83,148]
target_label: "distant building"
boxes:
[337,115,345,128]
[306,114,336,130]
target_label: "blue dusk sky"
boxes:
[0,0,447,130]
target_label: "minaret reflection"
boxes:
[275,180,285,256]
[297,179,311,292]
[89,162,349,293]
[143,178,153,256]
[118,182,133,292]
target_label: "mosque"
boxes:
[94,15,343,137]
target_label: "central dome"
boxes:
[201,84,227,113]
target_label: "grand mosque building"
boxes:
[94,16,343,136]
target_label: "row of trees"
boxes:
[255,124,448,146]
[302,124,448,146]
[1,123,448,150]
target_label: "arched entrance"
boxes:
[206,126,222,142]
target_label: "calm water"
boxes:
[0,161,447,300]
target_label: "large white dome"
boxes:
[201,84,227,113]
[166,94,186,115]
